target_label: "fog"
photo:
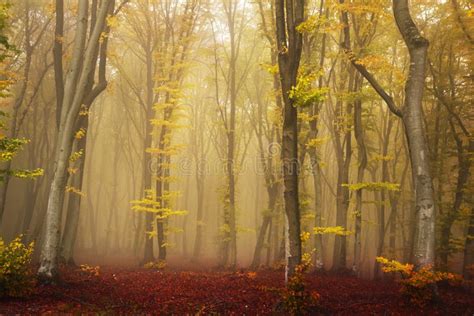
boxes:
[0,0,472,281]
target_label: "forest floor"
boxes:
[1,266,473,315]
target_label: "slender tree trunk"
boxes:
[0,2,33,223]
[332,69,354,272]
[54,0,64,128]
[142,44,156,264]
[374,118,393,278]
[192,173,205,259]
[221,3,238,268]
[463,206,474,279]
[352,75,366,276]
[251,187,277,268]
[438,132,472,269]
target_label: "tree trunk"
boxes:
[142,39,157,264]
[352,75,366,276]
[332,69,354,272]
[374,118,393,278]
[393,0,435,269]
[274,0,304,277]
[251,187,277,268]
[192,172,205,259]
[438,131,472,269]
[38,0,112,282]
[60,117,88,265]
[463,206,474,279]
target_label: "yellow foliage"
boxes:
[79,264,100,277]
[313,226,353,236]
[75,128,86,140]
[375,256,413,275]
[146,230,157,239]
[279,260,320,314]
[66,185,85,197]
[300,231,311,243]
[376,257,462,306]
[79,105,90,116]
[99,31,108,44]
[106,15,118,28]
[342,182,400,192]
[306,137,329,148]
[144,261,167,270]
[0,236,34,297]
[69,149,83,163]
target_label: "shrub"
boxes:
[144,260,167,270]
[376,256,461,306]
[277,259,321,315]
[79,264,100,277]
[0,236,34,297]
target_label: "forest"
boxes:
[0,0,473,314]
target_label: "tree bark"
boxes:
[60,119,87,265]
[274,0,304,277]
[340,0,436,269]
[352,74,366,276]
[463,206,474,279]
[38,0,112,282]
[393,0,435,269]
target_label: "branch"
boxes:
[339,0,402,118]
[113,0,130,16]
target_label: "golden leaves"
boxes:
[66,185,85,197]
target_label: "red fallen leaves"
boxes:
[0,266,473,315]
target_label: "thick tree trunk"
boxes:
[274,0,304,277]
[60,118,88,265]
[393,0,435,269]
[338,0,436,269]
[38,0,111,282]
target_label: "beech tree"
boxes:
[38,0,115,282]
[274,0,304,277]
[340,0,436,269]
[2,0,472,291]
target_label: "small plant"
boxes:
[144,260,167,270]
[79,264,100,277]
[0,236,34,297]
[376,256,461,306]
[277,258,321,315]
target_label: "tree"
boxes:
[0,1,50,224]
[274,0,304,277]
[340,0,436,269]
[38,0,114,282]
